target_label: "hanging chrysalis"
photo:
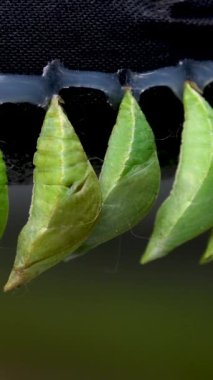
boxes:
[0,150,8,238]
[200,230,213,264]
[67,89,160,257]
[4,96,102,291]
[141,82,213,264]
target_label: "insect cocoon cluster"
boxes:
[7,82,213,291]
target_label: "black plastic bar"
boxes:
[0,75,48,107]
[184,60,213,90]
[0,59,213,107]
[126,65,185,101]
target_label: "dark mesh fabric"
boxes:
[1,0,213,182]
[1,0,213,74]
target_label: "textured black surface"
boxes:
[1,0,213,74]
[0,87,184,183]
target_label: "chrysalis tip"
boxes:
[199,255,213,265]
[140,255,151,265]
[184,80,203,95]
[140,242,166,265]
[3,268,26,292]
[140,252,156,265]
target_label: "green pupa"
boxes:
[67,89,160,257]
[200,230,213,264]
[141,82,213,264]
[4,96,102,291]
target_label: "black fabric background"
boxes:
[1,0,213,74]
[1,0,213,181]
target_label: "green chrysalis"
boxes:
[200,230,213,264]
[4,96,102,291]
[67,89,160,257]
[141,82,213,264]
[0,150,8,238]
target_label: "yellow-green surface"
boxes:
[2,268,213,380]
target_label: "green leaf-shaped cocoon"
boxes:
[141,83,213,264]
[4,96,102,291]
[200,230,213,264]
[71,89,160,256]
[0,150,8,238]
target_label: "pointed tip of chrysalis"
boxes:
[184,80,203,95]
[140,251,158,265]
[3,268,27,292]
[199,254,213,265]
[140,240,168,265]
[51,94,64,104]
[49,94,60,108]
[47,94,64,114]
[140,254,152,265]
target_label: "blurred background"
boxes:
[0,171,213,380]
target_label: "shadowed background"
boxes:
[0,173,213,380]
